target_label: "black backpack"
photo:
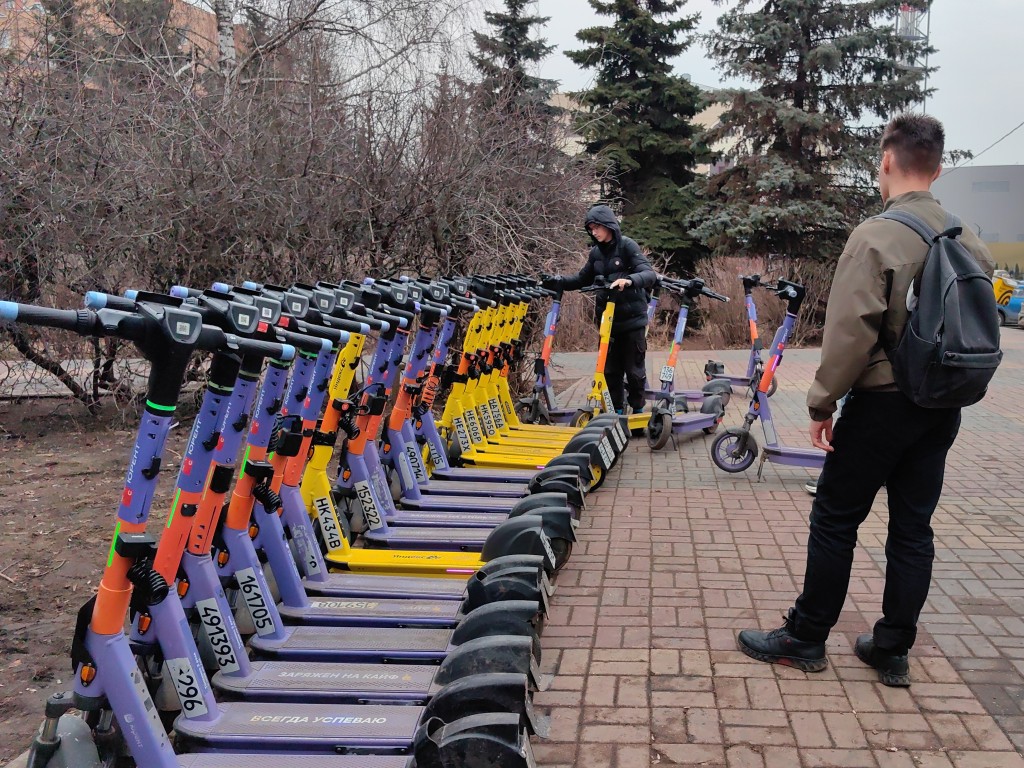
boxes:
[877,210,1002,409]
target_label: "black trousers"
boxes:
[792,391,961,653]
[604,327,647,412]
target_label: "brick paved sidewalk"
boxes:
[536,329,1024,768]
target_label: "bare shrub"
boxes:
[695,255,833,349]
[0,0,599,410]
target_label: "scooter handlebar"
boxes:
[1,302,101,334]
[1,301,295,361]
[205,328,297,361]
[702,287,729,303]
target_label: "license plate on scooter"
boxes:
[659,365,675,383]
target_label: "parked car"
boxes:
[994,272,1022,327]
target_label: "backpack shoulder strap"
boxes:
[874,210,941,244]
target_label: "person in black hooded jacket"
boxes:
[543,205,658,414]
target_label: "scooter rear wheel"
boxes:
[700,394,724,435]
[646,412,672,451]
[711,429,757,473]
[551,537,573,570]
[570,409,593,428]
[587,462,605,492]
[516,400,539,425]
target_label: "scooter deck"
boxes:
[249,625,455,662]
[174,701,422,752]
[213,660,440,703]
[322,548,485,577]
[361,526,490,549]
[178,755,410,768]
[389,505,511,523]
[278,597,463,627]
[417,479,528,497]
[303,574,468,600]
[671,413,718,433]
[429,466,537,483]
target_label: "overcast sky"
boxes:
[528,0,1024,167]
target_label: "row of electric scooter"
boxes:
[517,273,826,479]
[3,268,825,768]
[3,274,635,768]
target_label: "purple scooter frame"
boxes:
[703,274,779,397]
[709,280,826,479]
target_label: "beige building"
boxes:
[0,0,243,72]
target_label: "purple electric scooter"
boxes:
[644,277,729,451]
[709,279,826,478]
[703,274,779,397]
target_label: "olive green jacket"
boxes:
[807,190,996,421]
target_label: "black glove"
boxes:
[541,276,562,292]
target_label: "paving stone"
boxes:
[536,338,1024,766]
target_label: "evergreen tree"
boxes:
[472,0,557,107]
[691,0,933,261]
[567,0,706,270]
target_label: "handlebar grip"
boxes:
[369,305,411,329]
[288,317,349,345]
[327,317,372,335]
[85,291,137,312]
[169,286,205,300]
[0,302,99,335]
[276,327,334,355]
[199,327,296,361]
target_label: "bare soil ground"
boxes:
[0,399,187,763]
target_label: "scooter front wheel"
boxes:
[711,428,758,473]
[570,409,593,428]
[646,412,672,451]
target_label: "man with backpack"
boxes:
[543,204,657,414]
[737,114,999,686]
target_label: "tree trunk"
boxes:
[213,0,237,90]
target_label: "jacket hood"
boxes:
[584,205,621,244]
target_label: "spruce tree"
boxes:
[567,0,706,270]
[472,0,557,108]
[691,0,933,261]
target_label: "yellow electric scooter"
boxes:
[435,279,624,484]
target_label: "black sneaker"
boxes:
[737,611,828,672]
[804,479,818,496]
[854,634,911,687]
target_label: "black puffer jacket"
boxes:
[560,205,657,334]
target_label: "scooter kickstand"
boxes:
[756,453,767,482]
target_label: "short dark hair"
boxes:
[881,114,945,176]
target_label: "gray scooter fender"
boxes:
[451,600,541,657]
[563,429,613,472]
[477,554,553,599]
[589,413,630,449]
[530,465,580,483]
[413,712,534,768]
[531,478,585,510]
[463,567,545,614]
[424,673,545,737]
[435,636,544,690]
[481,516,557,574]
[506,506,576,543]
[544,452,594,484]
[510,492,568,515]
[702,379,732,404]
